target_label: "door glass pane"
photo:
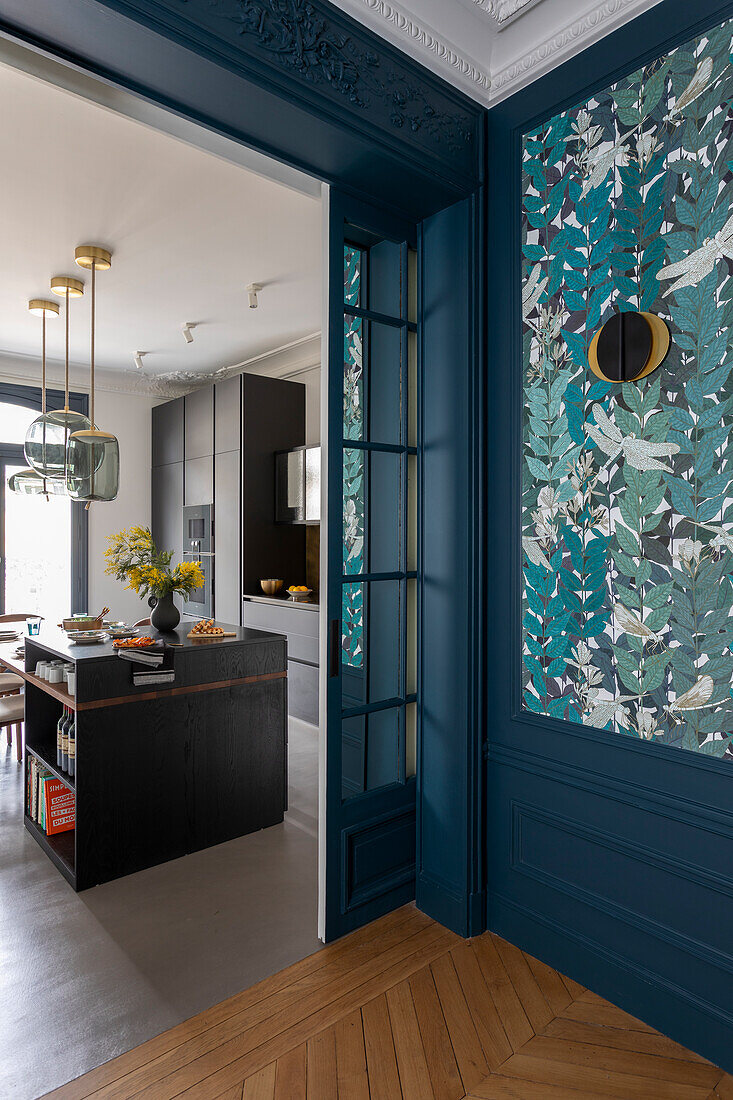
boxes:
[342,714,365,798]
[5,464,71,623]
[343,450,402,576]
[406,702,417,779]
[407,579,417,696]
[366,707,400,789]
[343,318,402,446]
[342,579,402,707]
[408,331,418,447]
[344,314,363,442]
[344,245,363,307]
[368,239,404,318]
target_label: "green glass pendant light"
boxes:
[11,299,66,498]
[25,275,91,479]
[66,245,119,504]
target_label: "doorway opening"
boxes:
[0,43,328,1099]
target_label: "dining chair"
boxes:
[0,614,39,762]
[0,695,24,762]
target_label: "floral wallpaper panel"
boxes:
[521,17,733,759]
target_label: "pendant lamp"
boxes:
[11,300,66,498]
[25,276,90,479]
[67,246,119,503]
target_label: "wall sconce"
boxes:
[246,283,261,309]
[182,322,198,344]
[589,310,670,383]
[134,352,146,371]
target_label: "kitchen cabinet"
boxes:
[214,448,241,624]
[151,461,183,566]
[151,396,183,466]
[185,455,213,506]
[185,386,213,459]
[215,375,241,453]
[242,596,319,725]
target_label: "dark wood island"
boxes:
[9,624,287,890]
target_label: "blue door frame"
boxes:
[3,0,486,941]
[486,0,733,1073]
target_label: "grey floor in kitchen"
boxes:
[0,717,321,1099]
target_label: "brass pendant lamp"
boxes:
[25,275,91,479]
[10,299,67,498]
[66,245,119,503]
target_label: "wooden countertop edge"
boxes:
[0,653,286,711]
[75,669,288,711]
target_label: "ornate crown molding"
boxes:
[473,0,539,26]
[349,0,489,94]
[489,0,656,99]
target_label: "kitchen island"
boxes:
[6,623,287,890]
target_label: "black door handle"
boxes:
[329,619,340,678]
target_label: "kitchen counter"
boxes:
[243,593,319,611]
[15,620,288,890]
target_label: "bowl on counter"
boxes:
[286,586,313,602]
[260,579,284,596]
[106,624,139,639]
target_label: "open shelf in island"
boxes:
[16,624,288,891]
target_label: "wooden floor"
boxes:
[46,904,732,1100]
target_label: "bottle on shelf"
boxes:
[56,707,65,768]
[60,707,69,771]
[67,713,75,779]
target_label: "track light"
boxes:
[134,352,146,371]
[182,322,197,344]
[246,283,261,309]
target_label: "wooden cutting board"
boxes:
[187,630,238,641]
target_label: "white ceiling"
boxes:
[0,60,322,387]
[330,0,663,105]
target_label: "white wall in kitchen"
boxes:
[87,388,159,623]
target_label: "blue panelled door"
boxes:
[325,191,420,940]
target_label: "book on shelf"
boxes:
[27,755,74,835]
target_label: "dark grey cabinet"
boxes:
[152,375,307,634]
[215,375,241,453]
[214,449,241,624]
[151,461,184,565]
[185,455,213,506]
[151,397,184,466]
[242,597,319,725]
[185,386,213,460]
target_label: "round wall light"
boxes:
[589,310,670,384]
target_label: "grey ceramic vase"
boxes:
[150,592,180,632]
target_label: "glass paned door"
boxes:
[325,193,420,940]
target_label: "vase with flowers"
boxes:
[104,525,204,632]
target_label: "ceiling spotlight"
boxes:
[134,352,146,371]
[182,322,198,344]
[246,283,262,310]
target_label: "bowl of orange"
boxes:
[287,585,312,602]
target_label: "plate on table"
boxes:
[107,626,138,639]
[0,631,20,641]
[67,630,107,645]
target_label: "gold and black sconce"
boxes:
[589,310,670,383]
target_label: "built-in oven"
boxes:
[182,504,214,618]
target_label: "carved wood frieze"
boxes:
[104,0,480,173]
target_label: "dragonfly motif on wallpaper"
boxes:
[657,214,733,296]
[586,404,680,472]
[614,602,668,651]
[579,59,716,200]
[663,675,717,725]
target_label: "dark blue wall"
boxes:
[486,0,733,1072]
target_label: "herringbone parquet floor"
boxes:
[45,904,732,1100]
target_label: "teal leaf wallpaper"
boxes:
[521,17,733,759]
